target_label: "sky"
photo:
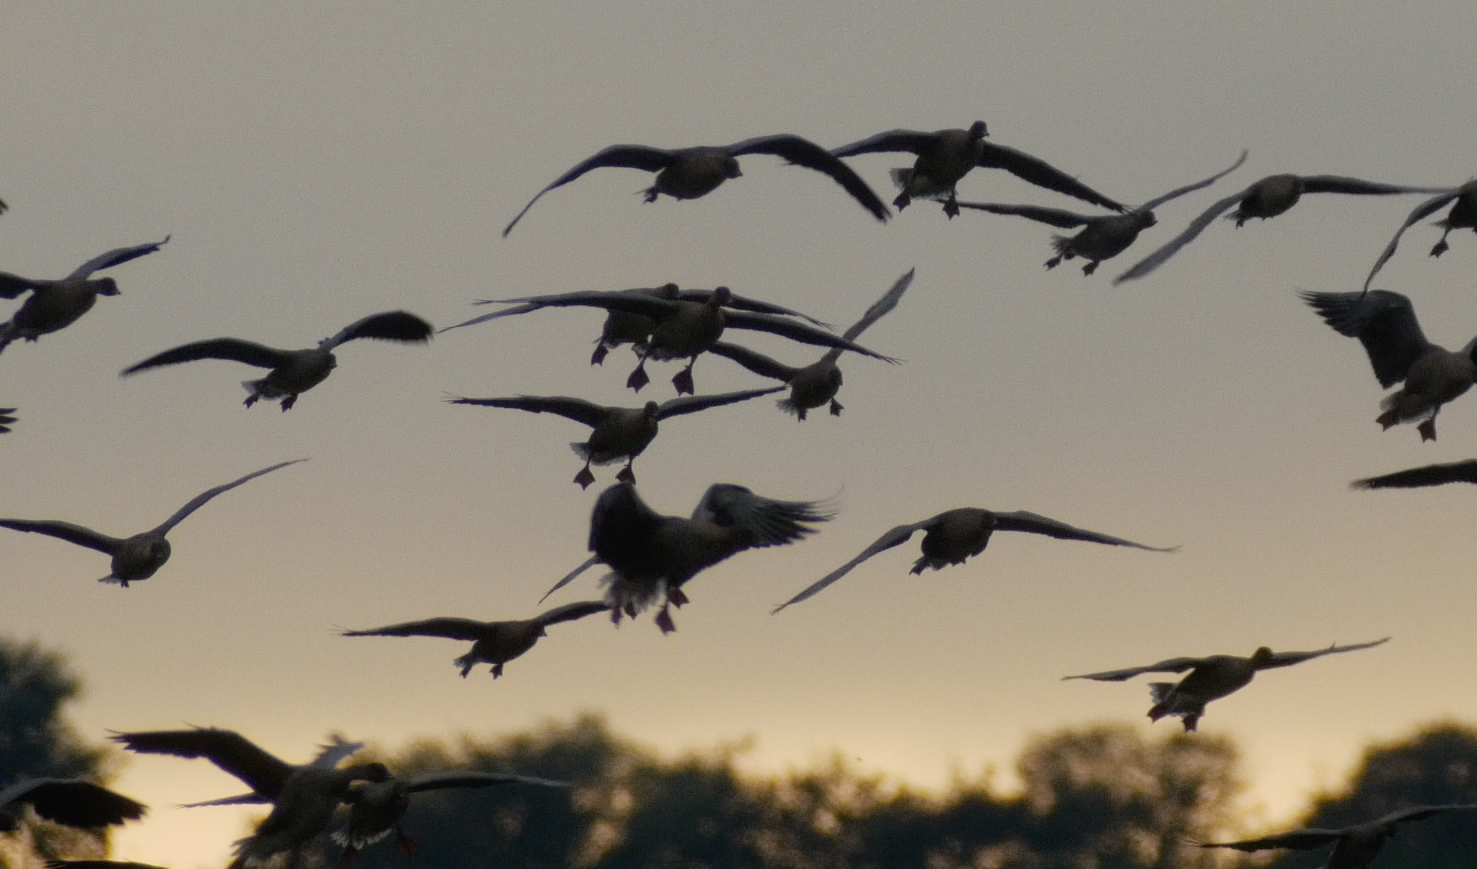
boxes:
[3,3,1476,866]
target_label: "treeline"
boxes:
[5,637,1477,868]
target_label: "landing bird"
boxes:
[1115,172,1450,283]
[502,134,890,235]
[957,151,1246,276]
[120,311,432,410]
[1353,459,1477,490]
[706,269,914,419]
[1189,803,1477,869]
[459,286,893,395]
[448,387,783,488]
[341,601,611,678]
[774,507,1174,612]
[543,482,833,633]
[1065,637,1389,732]
[1302,289,1477,442]
[0,459,303,586]
[0,238,168,356]
[1363,180,1477,294]
[0,779,146,833]
[0,407,15,434]
[111,728,387,869]
[830,121,1125,218]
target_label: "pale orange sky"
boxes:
[4,4,1476,867]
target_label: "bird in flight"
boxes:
[1189,803,1477,869]
[1,237,168,355]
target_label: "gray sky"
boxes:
[3,4,1475,866]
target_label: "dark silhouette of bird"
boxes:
[503,134,889,235]
[1363,180,1477,293]
[1190,803,1477,868]
[1,238,168,355]
[0,459,303,586]
[121,311,432,409]
[1352,459,1477,490]
[0,778,146,833]
[1065,637,1388,731]
[830,121,1124,218]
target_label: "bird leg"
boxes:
[892,191,911,211]
[654,603,677,634]
[1431,229,1453,257]
[829,399,843,416]
[490,663,504,678]
[1082,260,1099,276]
[243,394,259,408]
[1419,418,1438,442]
[1376,408,1401,430]
[615,461,636,484]
[591,343,610,366]
[574,462,597,489]
[1181,712,1201,733]
[280,394,298,411]
[641,186,661,204]
[1044,254,1064,270]
[626,356,651,391]
[942,194,960,219]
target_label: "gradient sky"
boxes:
[4,4,1476,867]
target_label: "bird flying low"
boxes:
[448,387,784,488]
[830,121,1125,218]
[341,600,611,678]
[706,269,914,419]
[1115,172,1451,283]
[544,482,834,633]
[1363,180,1477,294]
[120,311,433,410]
[0,459,304,586]
[1189,803,1477,869]
[502,134,890,236]
[773,507,1175,612]
[0,237,168,356]
[111,728,387,869]
[956,151,1246,276]
[1302,289,1477,442]
[1353,459,1477,490]
[1064,637,1389,732]
[457,286,895,395]
[0,778,146,833]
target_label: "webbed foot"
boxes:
[943,196,960,219]
[1082,261,1099,276]
[1376,409,1400,431]
[642,187,660,204]
[655,605,677,634]
[667,588,689,607]
[615,465,636,484]
[281,394,297,411]
[626,364,650,392]
[1044,255,1063,270]
[672,367,695,395]
[243,394,259,408]
[1431,238,1451,257]
[491,663,504,678]
[591,344,609,366]
[574,465,596,489]
[1419,419,1438,442]
[892,192,910,211]
[829,400,843,416]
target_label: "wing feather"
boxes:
[1062,656,1209,682]
[1352,460,1477,489]
[342,618,490,640]
[153,459,305,534]
[121,338,291,374]
[1301,290,1431,388]
[447,395,610,428]
[0,519,123,555]
[1113,183,1259,283]
[990,511,1177,551]
[655,386,786,420]
[503,145,676,236]
[65,237,169,281]
[772,520,930,612]
[109,728,295,797]
[954,201,1089,229]
[322,311,433,350]
[975,143,1126,211]
[727,134,889,222]
[1258,637,1390,670]
[1363,185,1471,293]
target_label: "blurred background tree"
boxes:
[0,638,119,869]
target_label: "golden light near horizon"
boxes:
[4,4,1477,868]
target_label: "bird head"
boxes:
[642,401,660,419]
[710,286,732,307]
[724,155,743,179]
[967,121,989,140]
[1250,646,1274,664]
[93,277,121,296]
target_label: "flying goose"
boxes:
[1190,803,1477,869]
[1115,173,1451,283]
[544,482,833,633]
[342,600,611,677]
[502,134,889,236]
[120,311,432,409]
[774,507,1175,612]
[0,459,303,586]
[0,238,168,356]
[448,386,784,488]
[460,286,894,394]
[1064,637,1389,732]
[110,728,388,869]
[706,269,914,419]
[1363,181,1477,294]
[830,121,1125,218]
[1302,290,1477,441]
[956,151,1246,275]
[0,407,15,434]
[1353,459,1477,490]
[0,779,146,833]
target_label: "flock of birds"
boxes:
[5,121,1477,869]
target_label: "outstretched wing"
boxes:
[321,311,434,350]
[308,734,365,769]
[405,770,573,793]
[1363,185,1471,294]
[0,273,48,299]
[1300,176,1453,197]
[179,792,268,808]
[954,201,1089,229]
[65,237,169,281]
[120,338,292,375]
[540,555,603,603]
[1377,804,1477,826]
[705,342,800,382]
[656,386,786,420]
[1138,150,1248,212]
[152,459,306,535]
[772,519,932,612]
[728,134,889,222]
[448,395,610,428]
[1258,637,1390,670]
[503,144,677,236]
[841,269,915,346]
[0,779,146,828]
[693,483,834,550]
[829,129,939,158]
[991,511,1178,551]
[342,617,491,641]
[0,519,123,555]
[1301,290,1430,388]
[1113,182,1260,283]
[724,310,898,362]
[533,600,611,627]
[109,727,294,797]
[1352,460,1477,490]
[678,289,832,328]
[1062,656,1210,682]
[1189,830,1344,852]
[976,142,1125,211]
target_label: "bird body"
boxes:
[1191,804,1477,869]
[0,238,168,355]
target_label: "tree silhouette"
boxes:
[0,638,117,869]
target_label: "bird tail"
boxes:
[569,442,622,465]
[1049,235,1076,258]
[890,168,951,201]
